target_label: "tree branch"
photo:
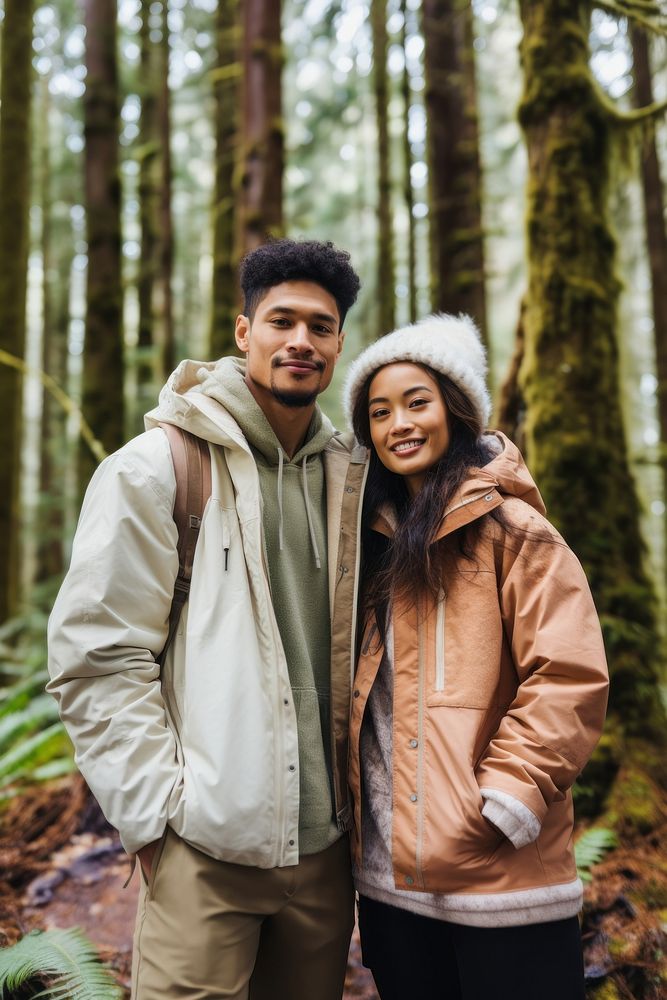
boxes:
[595,0,667,34]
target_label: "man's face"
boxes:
[235,281,345,408]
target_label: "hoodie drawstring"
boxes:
[275,447,321,569]
[276,447,285,552]
[302,456,322,570]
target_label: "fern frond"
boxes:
[575,827,618,882]
[0,928,121,999]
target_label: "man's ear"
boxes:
[235,314,250,352]
[335,329,346,362]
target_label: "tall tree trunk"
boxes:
[517,1,666,819]
[371,0,395,340]
[210,0,240,358]
[631,26,667,587]
[158,1,174,377]
[80,0,124,499]
[0,0,35,622]
[400,0,417,325]
[422,0,487,342]
[137,0,160,398]
[237,0,283,254]
[36,77,71,584]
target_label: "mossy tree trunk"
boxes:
[0,0,35,622]
[631,26,667,587]
[422,0,487,343]
[237,0,283,254]
[371,0,395,340]
[79,0,124,500]
[400,0,417,325]
[210,0,240,359]
[517,1,666,822]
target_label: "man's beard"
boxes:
[270,385,319,408]
[270,356,324,408]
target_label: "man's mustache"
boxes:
[271,355,325,372]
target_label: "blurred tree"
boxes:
[137,0,161,396]
[237,0,284,253]
[36,76,74,584]
[422,0,487,343]
[210,0,240,358]
[371,0,395,339]
[158,1,175,377]
[0,0,35,622]
[79,0,124,499]
[631,25,667,584]
[517,0,667,823]
[399,0,417,325]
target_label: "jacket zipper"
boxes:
[222,510,230,570]
[434,589,446,691]
[415,616,426,887]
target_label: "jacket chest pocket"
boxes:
[425,576,503,709]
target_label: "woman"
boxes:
[343,314,609,1000]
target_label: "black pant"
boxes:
[358,895,585,1000]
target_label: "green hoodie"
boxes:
[201,359,339,855]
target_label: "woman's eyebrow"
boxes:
[368,385,433,406]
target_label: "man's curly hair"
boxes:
[239,238,361,329]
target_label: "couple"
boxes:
[47,238,609,1000]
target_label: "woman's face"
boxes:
[367,362,450,497]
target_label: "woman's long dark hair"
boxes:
[352,364,499,639]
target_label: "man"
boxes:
[47,239,365,999]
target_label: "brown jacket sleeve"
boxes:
[475,508,609,827]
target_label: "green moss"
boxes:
[604,763,663,835]
[586,979,621,1000]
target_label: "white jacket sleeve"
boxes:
[47,429,182,855]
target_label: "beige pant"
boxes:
[131,828,354,1000]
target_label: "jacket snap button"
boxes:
[346,486,354,493]
[410,793,417,802]
[288,839,295,846]
[405,876,414,886]
[484,494,493,501]
[353,690,360,698]
[289,764,296,772]
[409,739,418,748]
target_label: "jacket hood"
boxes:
[461,432,545,515]
[145,356,334,461]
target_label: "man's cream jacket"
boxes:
[47,359,367,865]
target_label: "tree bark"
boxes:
[371,0,395,340]
[631,26,667,585]
[210,0,240,358]
[80,0,124,499]
[237,0,283,254]
[517,1,666,773]
[0,0,35,621]
[422,0,487,342]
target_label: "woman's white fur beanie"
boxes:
[342,313,491,431]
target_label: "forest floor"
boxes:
[0,775,665,999]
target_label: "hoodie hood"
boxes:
[145,356,335,459]
[146,356,335,569]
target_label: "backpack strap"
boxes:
[157,422,212,665]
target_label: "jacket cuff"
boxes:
[480,788,541,849]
